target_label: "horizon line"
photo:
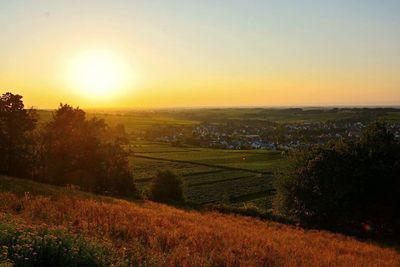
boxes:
[31,104,400,111]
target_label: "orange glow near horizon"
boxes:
[0,1,399,108]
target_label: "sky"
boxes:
[0,0,399,108]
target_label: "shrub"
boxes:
[0,221,115,267]
[150,170,183,202]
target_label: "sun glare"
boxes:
[66,50,133,99]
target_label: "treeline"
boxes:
[0,92,135,196]
[274,122,400,239]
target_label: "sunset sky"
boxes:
[1,0,399,108]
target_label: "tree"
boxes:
[150,170,183,202]
[96,142,134,196]
[274,122,400,238]
[0,92,37,178]
[40,104,135,196]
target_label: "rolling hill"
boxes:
[0,175,399,266]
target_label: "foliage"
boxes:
[150,170,183,202]
[274,122,400,238]
[0,93,136,197]
[38,104,135,196]
[0,220,115,267]
[0,93,37,178]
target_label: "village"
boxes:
[140,120,400,150]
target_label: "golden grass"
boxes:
[1,192,399,266]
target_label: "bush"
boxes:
[0,221,115,267]
[274,122,400,238]
[150,170,183,203]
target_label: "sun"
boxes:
[66,49,133,99]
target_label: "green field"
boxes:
[131,157,219,181]
[35,107,400,210]
[128,141,198,153]
[38,107,400,125]
[185,174,274,205]
[133,147,286,172]
[172,108,400,123]
[36,110,288,209]
[128,141,285,209]
[184,170,255,186]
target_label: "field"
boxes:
[129,141,284,208]
[133,147,285,172]
[37,110,197,132]
[36,108,400,210]
[168,108,400,123]
[1,176,399,266]
[37,108,400,130]
[38,109,285,208]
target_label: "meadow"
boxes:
[1,175,399,266]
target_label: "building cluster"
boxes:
[142,121,400,150]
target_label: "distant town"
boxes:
[137,118,400,150]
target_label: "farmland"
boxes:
[37,110,197,132]
[127,140,285,208]
[41,109,291,209]
[132,147,285,172]
[36,108,400,210]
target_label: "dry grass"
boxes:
[0,192,399,266]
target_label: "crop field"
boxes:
[131,158,275,206]
[130,157,219,182]
[128,141,198,153]
[185,174,274,205]
[129,141,285,209]
[132,145,286,173]
[184,170,255,186]
[36,110,289,210]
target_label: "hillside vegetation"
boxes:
[1,176,399,266]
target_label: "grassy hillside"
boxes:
[1,176,399,266]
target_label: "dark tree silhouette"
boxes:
[40,104,135,196]
[274,122,400,239]
[150,170,183,203]
[0,92,37,177]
